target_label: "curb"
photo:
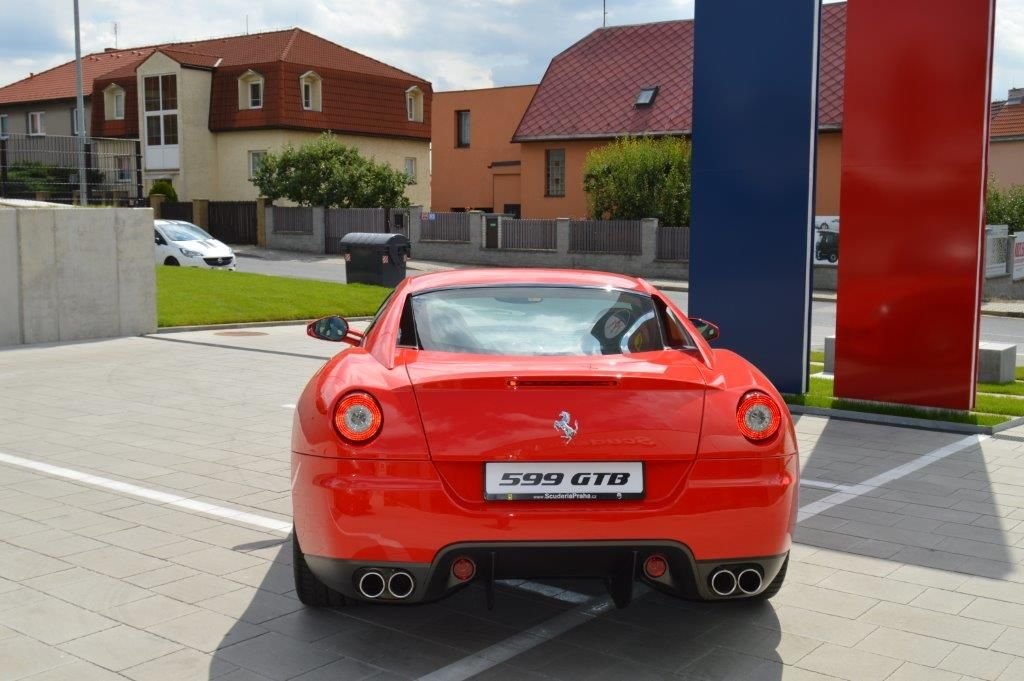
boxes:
[154,317,374,334]
[788,403,1024,435]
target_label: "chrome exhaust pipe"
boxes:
[710,569,737,597]
[387,570,415,599]
[737,568,763,595]
[358,571,386,599]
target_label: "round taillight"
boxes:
[452,557,476,582]
[736,391,781,441]
[334,392,383,443]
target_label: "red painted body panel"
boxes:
[291,269,798,567]
[834,1,995,410]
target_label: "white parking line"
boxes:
[0,450,293,534]
[797,434,989,522]
[800,478,854,492]
[416,596,614,681]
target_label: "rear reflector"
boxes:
[736,391,781,441]
[451,557,476,581]
[643,554,668,579]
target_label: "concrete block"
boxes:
[53,208,120,342]
[17,208,60,344]
[115,208,157,336]
[824,336,835,374]
[0,209,21,346]
[978,342,1016,384]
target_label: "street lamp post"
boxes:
[73,0,87,206]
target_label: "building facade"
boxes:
[0,29,432,206]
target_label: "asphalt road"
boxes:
[235,254,1024,353]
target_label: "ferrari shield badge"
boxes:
[554,411,579,444]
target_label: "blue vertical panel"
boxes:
[688,0,820,395]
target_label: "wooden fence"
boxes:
[569,219,642,255]
[160,201,193,223]
[207,201,257,244]
[500,219,558,251]
[656,225,690,261]
[421,211,471,242]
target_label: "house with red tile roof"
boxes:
[989,88,1024,187]
[0,28,432,204]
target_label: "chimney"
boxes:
[1008,88,1024,105]
[104,47,118,53]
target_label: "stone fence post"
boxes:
[256,197,270,247]
[556,218,571,256]
[149,193,165,219]
[468,211,484,249]
[408,206,422,246]
[641,217,659,266]
[192,199,209,230]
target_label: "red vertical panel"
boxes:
[835,0,995,410]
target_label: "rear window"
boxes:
[411,286,663,356]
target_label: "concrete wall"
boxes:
[0,200,156,347]
[265,206,325,254]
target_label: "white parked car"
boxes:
[154,220,236,270]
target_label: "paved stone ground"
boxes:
[1,326,1024,680]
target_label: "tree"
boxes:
[582,136,691,225]
[251,133,411,209]
[987,179,1024,233]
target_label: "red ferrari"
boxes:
[291,269,798,608]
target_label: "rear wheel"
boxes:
[293,530,346,607]
[750,556,787,601]
[163,257,180,266]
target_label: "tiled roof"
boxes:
[0,28,423,106]
[515,3,848,140]
[991,102,1024,138]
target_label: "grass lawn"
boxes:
[785,374,1012,427]
[157,267,391,327]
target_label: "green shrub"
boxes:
[149,179,178,202]
[582,136,691,225]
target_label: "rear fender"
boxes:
[291,349,430,460]
[695,349,798,460]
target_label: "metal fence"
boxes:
[273,206,313,234]
[324,208,409,254]
[421,211,471,242]
[656,225,690,261]
[500,218,558,251]
[0,132,142,205]
[208,201,257,245]
[569,219,643,255]
[161,201,193,222]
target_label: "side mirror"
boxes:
[690,317,720,342]
[307,316,349,342]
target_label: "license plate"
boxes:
[484,462,644,501]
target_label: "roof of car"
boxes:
[404,268,647,294]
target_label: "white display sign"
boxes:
[1013,232,1024,281]
[813,216,839,266]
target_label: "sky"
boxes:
[2,1,1024,99]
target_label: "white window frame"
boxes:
[28,111,45,136]
[143,73,179,170]
[116,156,132,182]
[104,84,126,121]
[237,70,265,111]
[404,157,417,184]
[249,150,267,179]
[406,86,423,122]
[0,114,8,139]
[299,71,322,112]
[114,92,125,119]
[249,81,263,109]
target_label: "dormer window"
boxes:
[636,86,659,107]
[406,86,424,122]
[238,70,265,110]
[299,71,322,112]
[104,84,126,120]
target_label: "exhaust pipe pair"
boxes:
[357,570,415,599]
[710,568,762,597]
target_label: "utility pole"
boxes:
[73,0,87,206]
[603,0,607,27]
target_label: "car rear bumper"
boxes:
[292,451,797,601]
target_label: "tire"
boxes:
[163,257,180,266]
[828,253,838,264]
[750,556,788,601]
[293,530,346,607]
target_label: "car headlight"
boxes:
[179,248,203,258]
